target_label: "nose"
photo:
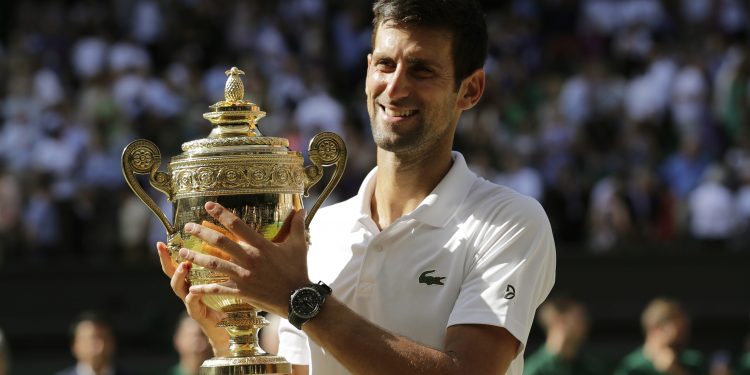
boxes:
[383,64,410,101]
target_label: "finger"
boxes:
[205,202,269,247]
[179,248,249,280]
[157,242,177,277]
[189,281,242,296]
[185,292,227,322]
[272,209,297,242]
[184,291,203,311]
[170,261,192,300]
[183,221,249,262]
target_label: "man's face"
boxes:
[72,321,114,368]
[365,22,463,156]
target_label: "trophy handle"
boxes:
[121,139,175,235]
[303,132,347,228]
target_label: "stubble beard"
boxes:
[370,114,427,154]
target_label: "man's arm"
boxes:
[301,297,519,375]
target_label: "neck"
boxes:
[371,147,453,229]
[545,329,580,361]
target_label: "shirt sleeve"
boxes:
[447,195,556,352]
[277,317,311,365]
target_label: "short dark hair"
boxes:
[69,311,114,340]
[372,0,488,87]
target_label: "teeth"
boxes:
[384,108,415,117]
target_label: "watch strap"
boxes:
[289,281,331,330]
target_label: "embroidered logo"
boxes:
[504,285,516,299]
[418,270,446,286]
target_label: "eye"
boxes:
[374,58,396,72]
[412,66,434,78]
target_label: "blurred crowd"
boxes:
[1,0,750,266]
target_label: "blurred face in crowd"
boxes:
[656,312,690,348]
[561,304,590,345]
[366,22,483,158]
[174,317,211,363]
[72,321,115,369]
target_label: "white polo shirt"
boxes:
[278,152,556,375]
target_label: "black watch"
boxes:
[288,281,332,330]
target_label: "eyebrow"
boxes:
[372,54,442,70]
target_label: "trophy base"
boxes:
[199,354,292,375]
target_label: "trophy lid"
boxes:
[181,67,289,154]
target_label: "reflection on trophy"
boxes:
[121,67,347,374]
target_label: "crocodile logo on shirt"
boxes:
[419,270,446,286]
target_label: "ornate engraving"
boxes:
[182,136,288,152]
[130,148,155,172]
[203,355,291,366]
[218,316,268,328]
[190,268,230,284]
[171,157,305,198]
[317,139,339,163]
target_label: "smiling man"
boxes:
[157,1,556,374]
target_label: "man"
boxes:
[156,0,556,373]
[54,311,130,375]
[614,298,707,375]
[165,313,212,375]
[524,297,607,375]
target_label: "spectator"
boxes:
[614,298,707,375]
[524,297,607,375]
[687,164,736,247]
[54,311,131,375]
[166,313,212,375]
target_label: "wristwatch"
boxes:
[288,281,332,330]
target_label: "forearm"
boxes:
[301,297,507,375]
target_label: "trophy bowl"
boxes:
[121,67,346,374]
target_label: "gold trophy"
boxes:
[121,67,346,374]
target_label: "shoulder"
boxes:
[615,348,651,374]
[459,179,553,255]
[523,346,557,372]
[463,178,549,226]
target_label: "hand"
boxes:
[156,241,230,356]
[178,202,311,318]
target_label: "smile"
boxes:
[379,104,418,118]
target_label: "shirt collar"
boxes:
[354,151,476,229]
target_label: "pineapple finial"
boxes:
[224,67,245,102]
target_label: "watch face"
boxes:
[291,287,321,319]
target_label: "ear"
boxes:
[365,53,373,95]
[457,69,485,111]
